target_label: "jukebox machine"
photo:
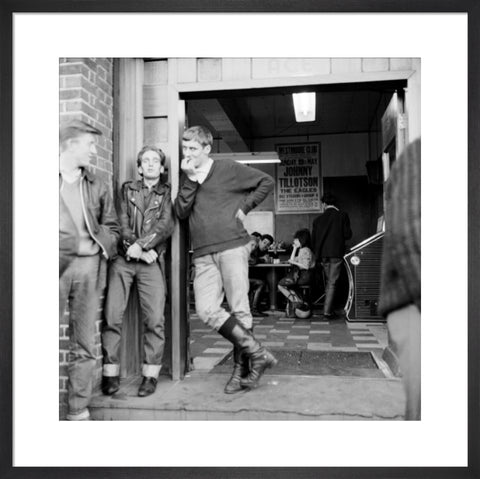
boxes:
[343,231,385,321]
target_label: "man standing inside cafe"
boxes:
[175,125,277,394]
[312,193,352,319]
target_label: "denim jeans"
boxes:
[59,255,105,417]
[321,257,343,315]
[102,256,166,378]
[193,244,252,330]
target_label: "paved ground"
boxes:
[89,310,406,421]
[189,310,388,372]
[90,371,404,420]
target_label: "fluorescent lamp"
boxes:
[292,92,316,122]
[211,152,281,164]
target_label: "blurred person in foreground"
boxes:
[379,138,421,420]
[59,119,119,420]
[175,125,277,394]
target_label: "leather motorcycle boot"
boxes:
[219,318,276,390]
[224,326,254,394]
[102,376,120,396]
[240,347,278,390]
[224,345,248,394]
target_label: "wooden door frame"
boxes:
[115,58,420,381]
[167,60,188,380]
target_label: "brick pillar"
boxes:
[59,58,114,419]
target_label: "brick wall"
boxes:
[59,58,114,182]
[59,58,114,419]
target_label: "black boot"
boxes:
[218,317,277,390]
[138,376,157,397]
[224,326,253,394]
[224,345,248,394]
[240,348,278,389]
[102,376,120,396]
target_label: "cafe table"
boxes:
[249,262,291,311]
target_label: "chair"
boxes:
[297,284,312,305]
[289,275,313,311]
[288,284,313,319]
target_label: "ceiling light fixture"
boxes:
[211,152,281,164]
[292,92,316,122]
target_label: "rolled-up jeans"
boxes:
[193,244,252,331]
[321,257,343,315]
[59,254,105,418]
[102,256,166,378]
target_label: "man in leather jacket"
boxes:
[101,145,174,398]
[59,119,120,421]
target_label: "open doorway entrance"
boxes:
[181,79,407,376]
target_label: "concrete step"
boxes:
[89,371,405,421]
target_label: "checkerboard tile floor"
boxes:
[189,311,388,371]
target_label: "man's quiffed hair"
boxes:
[182,125,213,148]
[261,234,274,245]
[137,145,166,168]
[321,192,337,206]
[60,119,102,145]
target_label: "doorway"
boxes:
[180,80,406,376]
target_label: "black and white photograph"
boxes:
[4,5,478,477]
[58,57,421,423]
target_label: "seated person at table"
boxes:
[249,233,273,265]
[247,231,262,253]
[249,233,274,316]
[278,229,315,305]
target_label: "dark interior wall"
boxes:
[249,162,377,249]
[269,177,377,249]
[323,176,380,248]
[247,132,377,248]
[274,213,317,246]
[368,92,395,163]
[196,128,387,250]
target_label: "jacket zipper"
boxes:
[130,190,166,249]
[142,194,166,248]
[80,176,109,259]
[144,192,165,216]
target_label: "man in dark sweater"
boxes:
[311,193,352,319]
[175,125,277,394]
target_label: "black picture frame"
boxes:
[1,1,479,478]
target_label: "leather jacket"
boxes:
[59,169,120,273]
[118,179,174,257]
